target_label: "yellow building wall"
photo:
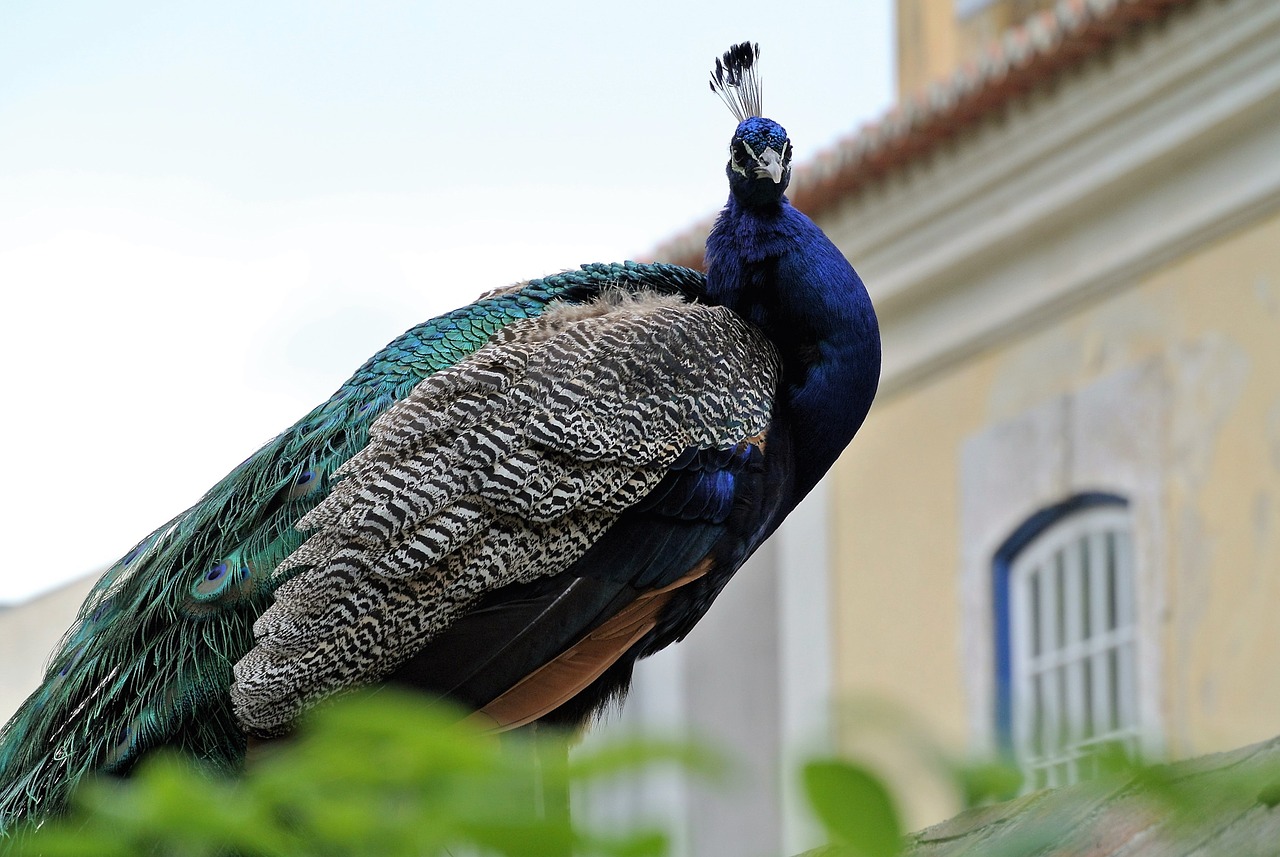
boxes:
[830,208,1280,826]
[1147,215,1280,755]
[895,0,1059,98]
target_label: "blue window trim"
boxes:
[992,492,1128,751]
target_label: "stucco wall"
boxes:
[829,206,1280,827]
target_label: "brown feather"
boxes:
[465,558,714,732]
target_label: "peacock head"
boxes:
[710,42,792,206]
[728,116,792,200]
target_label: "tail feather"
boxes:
[0,262,707,833]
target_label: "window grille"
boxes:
[996,499,1140,790]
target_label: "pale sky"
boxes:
[0,1,893,603]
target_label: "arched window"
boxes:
[993,494,1139,789]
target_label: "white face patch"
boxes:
[729,139,756,178]
[729,137,789,182]
[732,136,788,182]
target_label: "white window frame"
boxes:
[1008,505,1139,789]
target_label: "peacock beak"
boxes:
[753,147,785,183]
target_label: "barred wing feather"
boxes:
[232,290,780,735]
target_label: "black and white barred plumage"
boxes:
[234,292,779,733]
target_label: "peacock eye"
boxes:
[731,141,750,166]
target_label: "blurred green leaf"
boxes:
[954,759,1023,807]
[802,759,903,857]
[5,689,709,857]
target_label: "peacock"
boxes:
[0,42,880,833]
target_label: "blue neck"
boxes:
[705,194,881,504]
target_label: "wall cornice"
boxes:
[826,0,1280,397]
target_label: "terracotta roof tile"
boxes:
[653,0,1201,269]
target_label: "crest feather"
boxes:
[708,42,762,122]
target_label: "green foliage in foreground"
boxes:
[796,700,1028,857]
[802,760,902,857]
[798,756,1028,857]
[11,690,1280,857]
[800,714,1280,857]
[4,691,721,857]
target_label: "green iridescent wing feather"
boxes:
[0,261,705,833]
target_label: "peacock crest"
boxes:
[709,41,763,122]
